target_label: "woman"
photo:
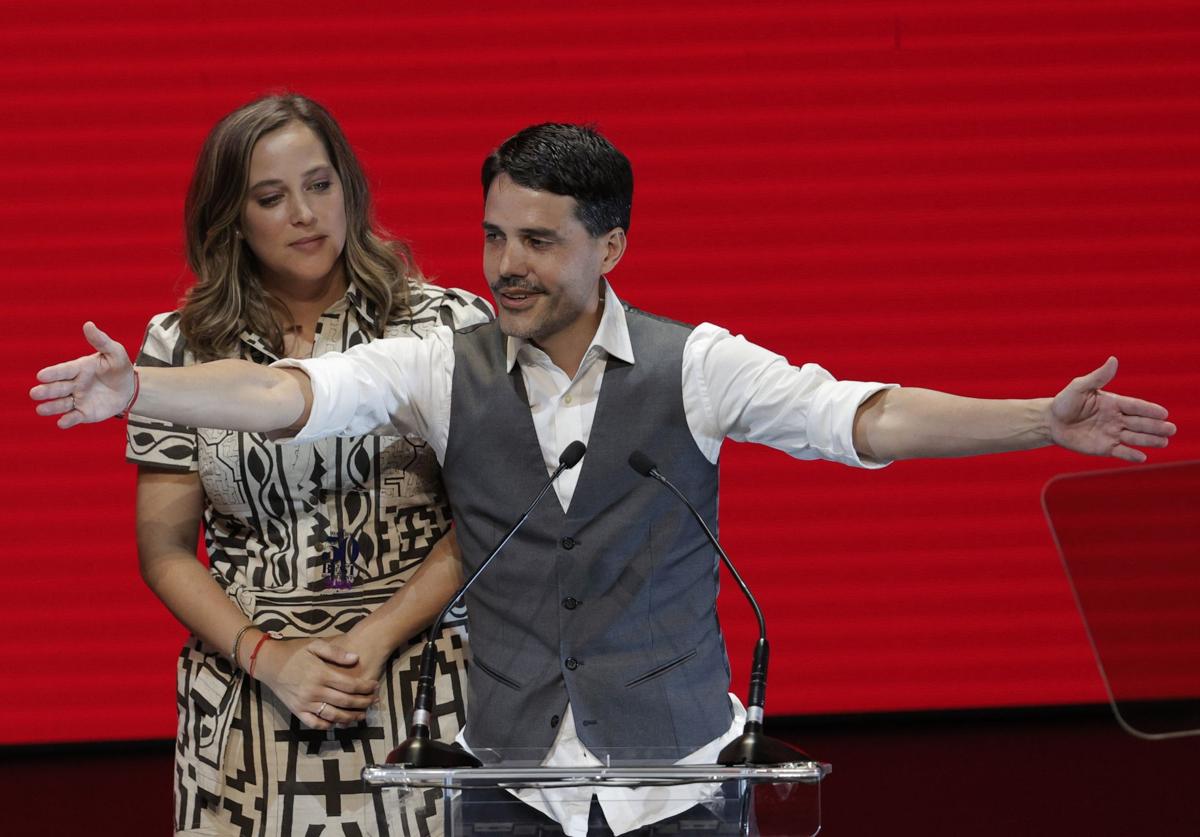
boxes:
[126,94,490,836]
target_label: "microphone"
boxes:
[387,441,587,767]
[628,450,811,766]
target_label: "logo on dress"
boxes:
[323,535,359,590]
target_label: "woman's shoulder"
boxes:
[137,309,194,367]
[145,309,184,331]
[406,282,495,330]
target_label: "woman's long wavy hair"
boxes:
[180,93,420,361]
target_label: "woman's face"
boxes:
[240,121,348,293]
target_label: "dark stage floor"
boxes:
[2,704,1195,836]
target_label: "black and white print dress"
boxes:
[126,283,492,837]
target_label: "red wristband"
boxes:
[116,369,141,419]
[248,631,281,679]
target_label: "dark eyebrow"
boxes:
[249,165,333,192]
[481,221,562,240]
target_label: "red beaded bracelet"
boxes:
[116,369,141,419]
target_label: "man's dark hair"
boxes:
[482,123,633,237]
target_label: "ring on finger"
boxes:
[316,702,328,720]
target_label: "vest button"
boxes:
[565,657,580,670]
[560,536,576,550]
[562,597,580,610]
[550,714,560,728]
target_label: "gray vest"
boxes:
[442,305,732,760]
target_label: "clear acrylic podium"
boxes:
[1043,458,1200,739]
[363,747,830,836]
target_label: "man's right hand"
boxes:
[31,322,136,428]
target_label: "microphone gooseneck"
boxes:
[627,450,811,766]
[386,441,587,767]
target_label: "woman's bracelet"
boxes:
[115,369,141,419]
[230,623,257,668]
[248,631,283,680]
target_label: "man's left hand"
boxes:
[1049,357,1176,463]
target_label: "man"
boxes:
[33,124,1174,835]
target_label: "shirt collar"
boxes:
[343,281,380,329]
[504,279,636,372]
[236,279,371,360]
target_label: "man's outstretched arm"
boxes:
[853,357,1176,463]
[31,322,312,433]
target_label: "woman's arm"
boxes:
[136,467,256,659]
[334,527,466,681]
[136,467,376,730]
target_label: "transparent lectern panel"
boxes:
[364,747,828,836]
[1043,459,1200,739]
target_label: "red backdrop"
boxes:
[2,1,1197,745]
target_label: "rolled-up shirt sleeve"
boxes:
[270,326,455,460]
[683,323,896,467]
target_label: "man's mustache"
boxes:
[491,277,544,293]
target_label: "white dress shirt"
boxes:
[279,282,894,834]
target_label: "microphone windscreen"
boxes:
[627,450,657,477]
[559,440,587,468]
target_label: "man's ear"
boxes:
[599,228,627,274]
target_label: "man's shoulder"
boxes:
[621,302,697,334]
[448,318,505,363]
[620,304,699,361]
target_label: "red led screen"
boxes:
[2,1,1198,745]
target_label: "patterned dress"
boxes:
[126,283,493,837]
